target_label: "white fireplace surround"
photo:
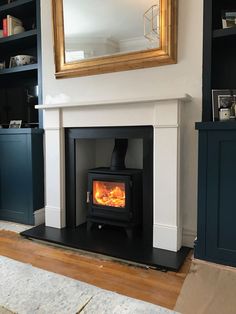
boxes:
[38,94,191,252]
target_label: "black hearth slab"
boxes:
[21,224,190,271]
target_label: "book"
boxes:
[7,15,23,36]
[2,18,7,37]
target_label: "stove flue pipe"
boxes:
[110,139,128,171]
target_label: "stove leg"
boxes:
[87,221,93,232]
[126,228,133,239]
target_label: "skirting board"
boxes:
[45,206,65,228]
[34,208,45,226]
[153,223,180,252]
[182,228,196,248]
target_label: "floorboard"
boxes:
[0,230,192,310]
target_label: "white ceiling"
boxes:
[63,0,159,40]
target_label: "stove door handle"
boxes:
[86,191,91,203]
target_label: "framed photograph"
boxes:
[9,57,17,68]
[9,120,22,128]
[222,10,236,28]
[212,89,236,121]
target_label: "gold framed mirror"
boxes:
[52,0,177,78]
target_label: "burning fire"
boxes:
[93,181,125,208]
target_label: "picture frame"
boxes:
[222,10,236,29]
[9,120,22,128]
[212,89,236,121]
[9,57,17,68]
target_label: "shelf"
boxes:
[213,27,236,38]
[0,29,37,44]
[0,0,35,19]
[0,128,43,135]
[196,121,236,130]
[0,0,34,11]
[0,63,37,75]
[0,29,37,50]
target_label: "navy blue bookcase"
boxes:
[0,128,44,224]
[195,0,236,267]
[195,123,236,267]
[0,0,44,224]
[0,0,42,126]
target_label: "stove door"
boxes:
[88,173,132,222]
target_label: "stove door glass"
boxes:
[93,180,125,208]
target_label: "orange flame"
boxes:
[93,181,125,208]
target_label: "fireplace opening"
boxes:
[65,126,153,248]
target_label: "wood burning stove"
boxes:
[87,139,142,237]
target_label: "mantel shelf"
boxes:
[213,27,236,38]
[36,94,192,110]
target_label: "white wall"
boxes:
[41,0,203,247]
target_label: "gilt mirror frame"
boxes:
[52,0,177,78]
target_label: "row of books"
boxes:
[2,14,22,36]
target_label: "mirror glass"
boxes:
[63,0,160,63]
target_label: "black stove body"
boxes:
[87,139,142,237]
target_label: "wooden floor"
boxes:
[0,230,192,310]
